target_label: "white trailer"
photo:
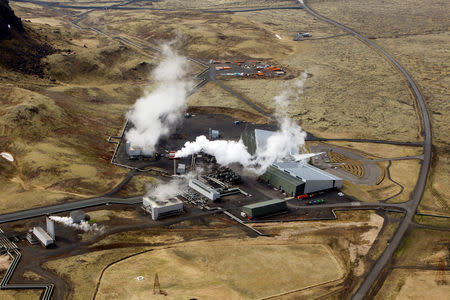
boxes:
[33,227,54,247]
[189,179,220,201]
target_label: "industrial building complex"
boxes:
[261,162,343,197]
[242,128,343,197]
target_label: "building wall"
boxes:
[151,203,183,221]
[260,166,304,196]
[241,127,257,155]
[189,179,220,201]
[304,179,343,194]
[242,200,287,218]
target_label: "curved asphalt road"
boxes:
[0,196,142,224]
[299,0,432,299]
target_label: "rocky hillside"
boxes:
[0,0,55,76]
[0,0,24,40]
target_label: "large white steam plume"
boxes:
[176,71,316,174]
[125,43,192,155]
[146,168,201,199]
[49,216,103,233]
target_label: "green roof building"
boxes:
[241,199,287,219]
[260,165,306,197]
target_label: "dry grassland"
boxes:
[338,159,420,203]
[414,215,450,228]
[44,246,149,300]
[386,160,421,203]
[368,212,403,261]
[0,290,42,300]
[375,269,450,300]
[96,243,343,299]
[114,175,157,197]
[188,81,268,122]
[87,209,139,223]
[325,142,423,159]
[307,0,449,213]
[375,33,449,213]
[44,212,382,299]
[0,254,11,270]
[83,7,421,142]
[80,9,295,60]
[223,35,419,141]
[0,5,157,211]
[309,0,449,38]
[152,0,298,10]
[394,228,449,267]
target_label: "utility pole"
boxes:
[153,273,160,294]
[153,273,167,296]
[436,258,447,285]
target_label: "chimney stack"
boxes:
[46,216,55,240]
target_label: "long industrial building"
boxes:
[241,199,287,219]
[32,227,54,247]
[261,162,343,197]
[189,179,220,201]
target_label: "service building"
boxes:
[32,227,54,247]
[188,179,220,201]
[143,196,184,221]
[241,199,287,219]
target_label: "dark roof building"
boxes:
[241,199,287,219]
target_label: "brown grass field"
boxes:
[43,212,383,299]
[375,269,450,300]
[96,242,343,299]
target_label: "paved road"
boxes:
[0,196,142,224]
[299,1,432,299]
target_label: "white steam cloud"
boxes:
[146,168,201,199]
[125,43,192,155]
[176,71,315,174]
[49,216,103,233]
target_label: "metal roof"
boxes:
[243,199,286,209]
[265,165,305,186]
[143,196,183,208]
[272,162,342,181]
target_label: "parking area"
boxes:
[210,60,286,78]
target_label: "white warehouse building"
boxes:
[189,179,220,201]
[143,196,184,221]
[32,227,54,247]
